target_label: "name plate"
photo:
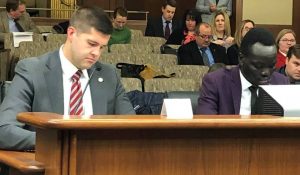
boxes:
[160,99,193,119]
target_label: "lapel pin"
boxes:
[98,77,104,82]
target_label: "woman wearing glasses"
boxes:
[275,29,297,68]
[227,19,255,65]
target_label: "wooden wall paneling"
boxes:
[293,0,300,42]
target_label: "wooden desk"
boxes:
[17,113,300,175]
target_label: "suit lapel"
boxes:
[192,42,204,65]
[2,13,10,32]
[89,62,107,114]
[157,18,164,37]
[44,51,64,114]
[229,67,242,114]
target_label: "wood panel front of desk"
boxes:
[17,113,300,175]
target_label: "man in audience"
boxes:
[177,22,228,65]
[0,7,135,150]
[108,6,131,47]
[278,46,300,84]
[145,0,180,39]
[0,0,39,48]
[197,28,289,115]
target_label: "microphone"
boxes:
[73,67,102,115]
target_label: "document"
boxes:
[12,32,33,47]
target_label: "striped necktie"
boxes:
[69,70,84,115]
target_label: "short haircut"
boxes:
[162,0,177,8]
[287,45,300,60]
[240,28,275,57]
[275,29,296,48]
[113,6,128,19]
[234,19,255,47]
[6,0,21,12]
[69,6,113,35]
[195,22,211,35]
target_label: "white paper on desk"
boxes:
[12,32,33,47]
[160,99,193,119]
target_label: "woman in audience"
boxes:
[227,19,255,65]
[210,10,234,49]
[275,29,297,68]
[166,9,202,45]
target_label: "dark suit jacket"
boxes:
[177,41,228,65]
[144,17,180,38]
[196,66,289,114]
[0,50,135,150]
[226,43,239,65]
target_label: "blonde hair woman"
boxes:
[210,10,234,48]
[275,29,296,68]
[227,19,255,64]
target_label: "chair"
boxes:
[132,36,167,53]
[135,53,177,67]
[101,53,136,65]
[130,29,143,41]
[46,34,66,45]
[109,44,153,54]
[0,50,10,81]
[121,78,143,92]
[144,78,198,92]
[163,65,209,89]
[18,41,59,60]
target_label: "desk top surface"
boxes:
[16,112,300,129]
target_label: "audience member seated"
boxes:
[195,0,232,23]
[108,7,131,48]
[275,29,297,68]
[0,0,39,49]
[197,28,289,115]
[227,19,255,65]
[0,6,134,151]
[177,22,228,66]
[145,0,180,39]
[166,9,202,45]
[210,10,234,49]
[277,46,300,84]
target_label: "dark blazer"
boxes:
[0,50,135,150]
[165,28,185,45]
[226,43,239,65]
[177,40,228,65]
[196,66,289,114]
[145,17,180,38]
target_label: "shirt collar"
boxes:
[279,50,287,57]
[162,16,172,24]
[239,69,252,91]
[59,45,89,80]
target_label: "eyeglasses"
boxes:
[280,39,296,43]
[197,34,213,40]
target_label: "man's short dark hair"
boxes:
[162,0,177,8]
[240,28,275,57]
[287,45,300,60]
[6,0,20,12]
[113,6,128,19]
[69,6,113,35]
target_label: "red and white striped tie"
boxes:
[69,70,84,115]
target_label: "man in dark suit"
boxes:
[0,0,39,48]
[0,7,135,150]
[197,28,289,115]
[144,0,179,39]
[177,22,228,65]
